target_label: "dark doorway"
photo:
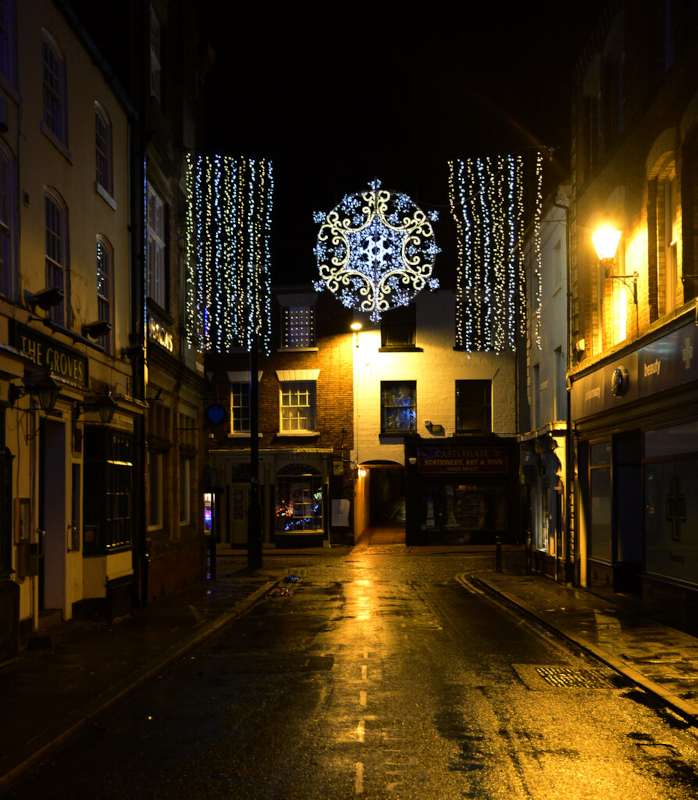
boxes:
[369,466,405,525]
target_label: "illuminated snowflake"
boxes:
[313,179,440,322]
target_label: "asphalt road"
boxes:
[7,551,698,799]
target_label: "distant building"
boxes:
[206,287,355,549]
[352,290,520,547]
[568,0,698,631]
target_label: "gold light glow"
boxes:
[592,226,622,261]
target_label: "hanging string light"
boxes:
[448,153,542,352]
[313,179,440,322]
[186,154,273,353]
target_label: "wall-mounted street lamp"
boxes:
[350,321,362,348]
[74,392,117,425]
[82,320,112,340]
[9,372,61,414]
[593,225,638,306]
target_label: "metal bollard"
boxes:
[495,534,502,573]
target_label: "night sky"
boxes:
[204,1,607,285]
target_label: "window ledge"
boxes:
[379,431,415,438]
[40,121,73,164]
[277,347,319,353]
[95,182,117,211]
[227,432,263,438]
[378,346,423,353]
[276,430,319,438]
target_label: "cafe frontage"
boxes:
[404,436,521,546]
[569,306,698,633]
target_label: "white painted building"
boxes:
[351,289,520,545]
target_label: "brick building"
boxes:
[568,0,698,630]
[206,287,355,549]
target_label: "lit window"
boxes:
[95,104,112,197]
[456,380,492,433]
[44,192,68,325]
[282,306,315,347]
[280,381,316,432]
[231,382,250,432]
[42,33,66,143]
[147,184,166,308]
[96,237,112,352]
[150,6,162,103]
[381,381,416,433]
[275,465,323,532]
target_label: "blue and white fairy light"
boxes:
[448,153,542,352]
[313,179,440,322]
[186,154,273,353]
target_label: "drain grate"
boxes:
[536,666,612,689]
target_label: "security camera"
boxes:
[82,320,112,339]
[24,287,64,311]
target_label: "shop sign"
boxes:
[418,446,508,474]
[11,323,88,389]
[147,317,174,352]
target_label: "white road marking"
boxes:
[356,719,365,742]
[355,762,364,794]
[361,664,368,680]
[360,690,367,707]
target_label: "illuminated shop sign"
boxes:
[418,446,508,474]
[12,323,88,388]
[148,317,174,352]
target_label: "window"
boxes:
[147,184,166,308]
[95,104,112,198]
[276,465,323,533]
[231,382,250,432]
[44,192,68,325]
[589,441,612,562]
[179,457,190,524]
[148,451,163,529]
[0,0,17,86]
[41,32,66,143]
[381,381,416,433]
[456,380,491,433]
[280,381,316,432]
[381,304,416,348]
[96,236,112,352]
[150,5,162,104]
[281,306,315,347]
[0,146,15,298]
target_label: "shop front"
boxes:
[570,308,698,631]
[404,437,520,546]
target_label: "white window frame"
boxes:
[96,236,112,353]
[147,184,166,308]
[231,382,250,433]
[41,31,66,144]
[44,190,68,326]
[150,6,162,104]
[95,103,113,200]
[280,381,317,433]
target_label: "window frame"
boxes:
[95,103,113,200]
[380,380,417,434]
[44,190,69,326]
[96,235,113,353]
[146,183,167,309]
[380,304,417,350]
[41,31,67,145]
[0,144,16,299]
[455,379,492,434]
[230,381,251,433]
[0,0,17,88]
[279,380,317,433]
[281,305,315,348]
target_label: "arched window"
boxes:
[97,235,113,353]
[44,189,68,326]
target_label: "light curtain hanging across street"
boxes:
[448,152,542,352]
[186,154,274,353]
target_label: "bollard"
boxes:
[495,534,502,573]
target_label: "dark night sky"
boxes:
[203,1,608,285]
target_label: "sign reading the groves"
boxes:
[418,446,508,474]
[12,323,88,388]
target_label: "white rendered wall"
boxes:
[352,290,517,467]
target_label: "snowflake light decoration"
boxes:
[313,179,440,322]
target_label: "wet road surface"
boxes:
[6,551,698,799]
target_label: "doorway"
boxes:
[39,419,67,615]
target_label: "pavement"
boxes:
[2,539,698,794]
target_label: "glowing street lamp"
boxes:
[592,226,622,262]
